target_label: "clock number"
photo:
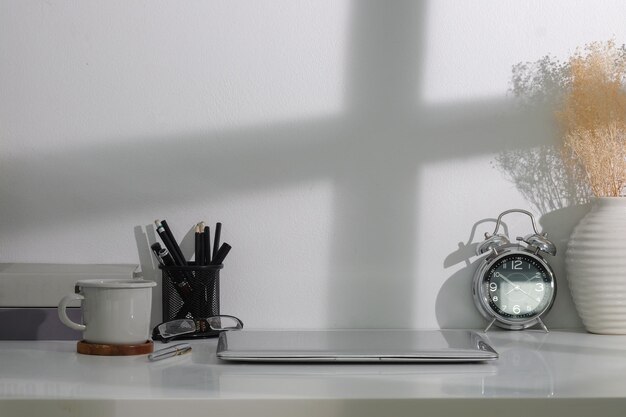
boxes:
[492,296,498,302]
[512,260,522,270]
[513,305,521,314]
[535,283,544,292]
[489,282,497,292]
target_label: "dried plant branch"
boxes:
[558,41,626,197]
[497,53,591,214]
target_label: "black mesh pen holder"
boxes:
[160,263,223,338]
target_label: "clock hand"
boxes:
[513,284,530,296]
[504,282,539,300]
[497,273,520,295]
[518,287,542,303]
[497,272,538,296]
[496,273,515,286]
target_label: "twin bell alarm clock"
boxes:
[472,209,557,332]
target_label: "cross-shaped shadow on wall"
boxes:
[2,1,567,328]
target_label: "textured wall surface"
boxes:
[2,0,625,329]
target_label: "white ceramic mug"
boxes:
[58,279,156,345]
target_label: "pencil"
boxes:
[213,222,222,261]
[194,224,201,266]
[203,225,211,265]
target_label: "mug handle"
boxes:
[58,293,86,331]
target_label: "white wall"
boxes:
[1,0,625,329]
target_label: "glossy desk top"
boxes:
[1,330,625,416]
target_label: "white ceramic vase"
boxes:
[566,197,626,334]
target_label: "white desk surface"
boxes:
[1,330,625,417]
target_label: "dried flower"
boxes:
[558,41,626,197]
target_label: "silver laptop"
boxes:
[216,329,498,362]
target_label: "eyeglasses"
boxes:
[153,315,243,342]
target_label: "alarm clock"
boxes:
[472,209,557,332]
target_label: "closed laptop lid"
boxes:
[216,329,498,363]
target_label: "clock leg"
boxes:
[537,318,549,333]
[484,318,497,333]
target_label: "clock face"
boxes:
[483,253,555,321]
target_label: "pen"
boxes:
[157,248,176,268]
[148,343,192,361]
[150,242,165,266]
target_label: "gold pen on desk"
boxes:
[148,343,192,361]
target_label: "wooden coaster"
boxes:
[77,340,154,356]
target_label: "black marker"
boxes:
[155,224,176,262]
[211,242,231,265]
[159,219,187,265]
